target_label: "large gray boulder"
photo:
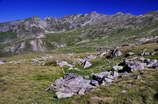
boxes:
[120,59,146,72]
[49,73,93,99]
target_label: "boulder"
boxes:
[111,49,123,58]
[120,59,146,72]
[49,73,93,99]
[83,61,92,69]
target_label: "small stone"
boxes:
[121,59,146,72]
[121,90,127,93]
[83,61,92,69]
[112,65,123,71]
[56,92,74,99]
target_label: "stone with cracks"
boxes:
[49,73,93,99]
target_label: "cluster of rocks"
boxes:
[49,56,158,99]
[113,57,158,73]
[46,73,94,99]
[48,71,120,99]
[98,48,123,58]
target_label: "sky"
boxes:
[0,0,158,22]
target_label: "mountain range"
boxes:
[0,11,158,56]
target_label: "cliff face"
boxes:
[0,11,158,56]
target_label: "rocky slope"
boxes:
[0,11,158,56]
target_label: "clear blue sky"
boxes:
[0,0,158,22]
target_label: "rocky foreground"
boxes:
[1,43,158,104]
[41,48,158,99]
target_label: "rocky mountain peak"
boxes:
[0,10,158,55]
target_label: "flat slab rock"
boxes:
[49,73,93,99]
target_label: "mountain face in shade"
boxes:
[0,11,158,56]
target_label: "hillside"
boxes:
[0,11,158,104]
[0,11,158,56]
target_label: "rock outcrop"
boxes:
[48,55,158,99]
[48,73,93,99]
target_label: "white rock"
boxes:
[84,61,92,69]
[112,65,123,71]
[57,61,73,68]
